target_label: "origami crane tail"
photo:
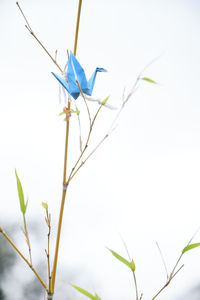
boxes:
[87,68,107,96]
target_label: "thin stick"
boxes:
[68,63,156,183]
[156,242,169,280]
[23,214,33,266]
[69,104,103,180]
[75,103,83,153]
[133,271,139,300]
[16,2,63,73]
[0,228,47,290]
[44,208,51,292]
[76,79,92,128]
[152,265,184,300]
[152,227,200,300]
[68,76,138,182]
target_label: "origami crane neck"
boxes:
[52,52,107,100]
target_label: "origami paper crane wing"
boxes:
[51,72,80,99]
[86,67,107,96]
[68,52,88,91]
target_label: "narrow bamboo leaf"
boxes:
[101,96,110,105]
[71,109,80,115]
[141,77,157,84]
[42,202,48,210]
[107,248,132,270]
[70,284,101,300]
[58,111,65,116]
[15,169,27,215]
[182,243,200,254]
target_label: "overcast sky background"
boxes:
[1,0,200,299]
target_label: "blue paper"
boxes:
[52,52,107,100]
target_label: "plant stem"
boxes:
[51,187,68,293]
[152,264,184,300]
[0,228,47,290]
[73,0,82,57]
[16,2,63,73]
[50,0,83,294]
[45,209,51,293]
[23,214,33,266]
[133,271,139,300]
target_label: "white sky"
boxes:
[1,0,200,299]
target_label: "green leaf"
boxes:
[71,109,80,115]
[42,202,48,210]
[58,111,65,116]
[141,77,157,84]
[107,248,133,270]
[70,284,101,300]
[182,243,200,254]
[101,96,110,106]
[15,169,27,215]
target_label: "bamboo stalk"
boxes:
[50,0,83,294]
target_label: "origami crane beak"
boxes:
[52,52,107,100]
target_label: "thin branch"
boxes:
[63,50,70,73]
[68,74,141,182]
[68,133,108,182]
[152,265,184,300]
[151,226,200,300]
[68,104,103,180]
[119,234,131,261]
[55,50,58,62]
[75,104,83,153]
[156,242,169,280]
[16,2,63,73]
[133,271,139,300]
[76,79,92,128]
[23,214,33,266]
[45,209,52,293]
[0,228,47,290]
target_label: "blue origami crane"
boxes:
[52,52,107,100]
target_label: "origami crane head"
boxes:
[52,52,107,100]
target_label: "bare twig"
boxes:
[156,242,169,280]
[44,208,51,292]
[68,71,144,182]
[68,104,103,180]
[75,104,83,153]
[55,49,58,62]
[22,214,33,266]
[152,264,184,300]
[0,228,47,290]
[152,227,200,300]
[76,79,92,128]
[16,2,63,73]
